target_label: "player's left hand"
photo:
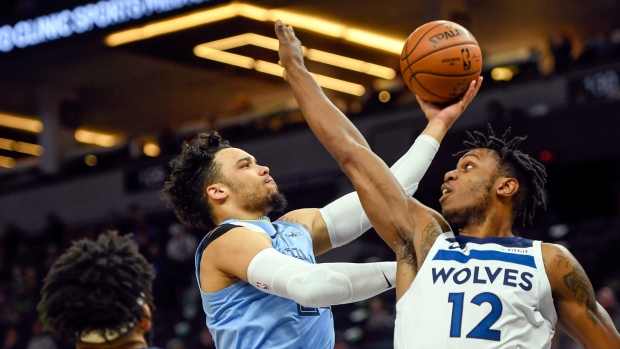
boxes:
[417,77,483,128]
[275,19,306,81]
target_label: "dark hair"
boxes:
[37,231,155,341]
[162,131,231,228]
[455,124,547,226]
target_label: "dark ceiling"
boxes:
[0,0,619,141]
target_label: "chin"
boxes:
[442,208,465,226]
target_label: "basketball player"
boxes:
[276,20,620,348]
[160,39,469,349]
[37,231,159,349]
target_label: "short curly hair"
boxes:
[161,131,231,228]
[37,231,155,342]
[455,124,547,226]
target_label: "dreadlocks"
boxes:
[38,231,155,342]
[455,124,547,226]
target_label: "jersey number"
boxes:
[448,292,502,341]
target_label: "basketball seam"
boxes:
[411,74,450,102]
[410,68,482,78]
[402,22,448,61]
[401,41,480,73]
[402,22,449,80]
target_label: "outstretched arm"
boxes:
[275,20,482,250]
[200,226,396,307]
[543,243,620,348]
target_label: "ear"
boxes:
[137,304,152,333]
[206,184,228,201]
[496,177,519,198]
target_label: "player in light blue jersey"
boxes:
[38,231,161,349]
[162,116,446,347]
[161,30,466,349]
[276,19,620,349]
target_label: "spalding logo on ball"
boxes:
[400,20,482,103]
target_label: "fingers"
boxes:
[275,19,298,44]
[461,76,483,106]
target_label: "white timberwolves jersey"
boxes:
[395,232,557,349]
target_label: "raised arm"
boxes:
[275,20,481,250]
[543,243,620,348]
[280,130,440,255]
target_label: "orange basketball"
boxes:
[400,20,482,103]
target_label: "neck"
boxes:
[76,336,148,349]
[215,206,269,225]
[457,211,515,239]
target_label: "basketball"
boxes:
[400,20,482,103]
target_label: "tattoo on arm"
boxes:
[419,223,441,264]
[559,255,600,326]
[279,217,312,235]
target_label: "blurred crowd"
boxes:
[0,198,619,348]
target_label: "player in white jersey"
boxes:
[275,20,620,348]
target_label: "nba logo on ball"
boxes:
[400,20,482,103]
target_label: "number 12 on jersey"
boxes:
[448,292,503,341]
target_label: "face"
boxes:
[213,148,287,214]
[440,148,500,226]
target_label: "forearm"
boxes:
[285,66,370,163]
[247,248,395,307]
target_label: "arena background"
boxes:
[0,0,619,348]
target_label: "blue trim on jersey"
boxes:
[433,249,536,268]
[446,236,534,249]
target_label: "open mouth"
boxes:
[440,184,452,200]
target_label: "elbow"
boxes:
[333,142,368,171]
[286,266,353,307]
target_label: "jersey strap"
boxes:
[199,224,240,252]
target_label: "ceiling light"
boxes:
[74,129,123,147]
[105,5,239,46]
[84,155,98,166]
[195,33,395,80]
[104,2,406,54]
[0,112,43,133]
[254,60,284,76]
[310,73,365,96]
[378,91,391,103]
[0,155,16,168]
[194,46,255,68]
[342,28,403,54]
[491,66,516,81]
[0,138,43,156]
[143,142,161,157]
[268,9,346,38]
[305,49,395,79]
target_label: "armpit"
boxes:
[396,233,417,269]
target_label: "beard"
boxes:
[262,191,288,214]
[227,180,288,214]
[442,180,492,228]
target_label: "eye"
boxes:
[242,162,250,168]
[465,163,474,170]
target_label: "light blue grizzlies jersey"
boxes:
[395,231,557,349]
[194,217,334,349]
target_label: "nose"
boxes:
[444,170,457,182]
[259,165,270,176]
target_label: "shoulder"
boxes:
[540,242,591,296]
[203,224,272,257]
[277,209,320,236]
[406,197,451,266]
